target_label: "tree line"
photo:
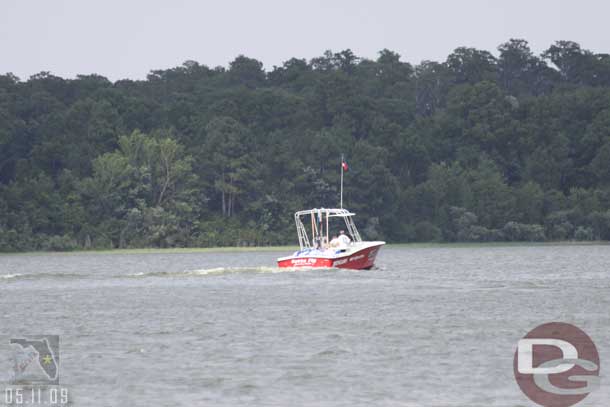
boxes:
[2,39,610,251]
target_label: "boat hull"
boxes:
[277,242,384,270]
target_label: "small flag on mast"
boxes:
[342,160,349,172]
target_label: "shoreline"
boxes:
[1,241,608,256]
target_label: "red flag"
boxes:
[342,161,349,172]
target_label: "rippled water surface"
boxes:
[1,244,610,406]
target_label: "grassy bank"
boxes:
[0,245,300,256]
[386,241,610,249]
[1,241,608,256]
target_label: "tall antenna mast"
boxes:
[340,154,344,209]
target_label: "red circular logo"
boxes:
[513,322,600,407]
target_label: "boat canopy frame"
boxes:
[294,208,362,250]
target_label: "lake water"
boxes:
[0,244,609,406]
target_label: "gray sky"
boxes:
[1,0,608,81]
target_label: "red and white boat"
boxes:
[277,208,385,270]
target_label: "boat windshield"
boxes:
[294,208,362,249]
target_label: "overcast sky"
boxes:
[1,0,609,81]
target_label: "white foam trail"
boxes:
[125,266,309,278]
[186,266,288,276]
[188,266,335,274]
[189,267,230,275]
[0,273,22,280]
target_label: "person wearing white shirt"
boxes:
[338,230,351,249]
[329,235,340,248]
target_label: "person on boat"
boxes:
[338,230,351,247]
[329,235,340,248]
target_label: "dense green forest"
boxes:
[2,39,610,251]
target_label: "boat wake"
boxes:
[0,273,23,280]
[0,272,84,282]
[0,266,337,284]
[125,266,309,279]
